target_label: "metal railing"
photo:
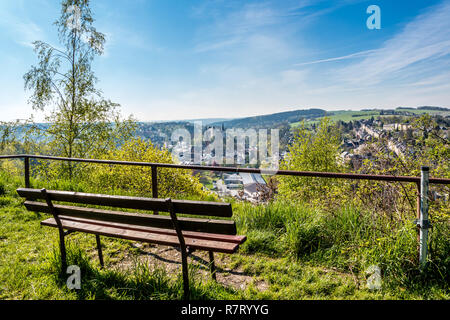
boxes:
[1,153,449,267]
[1,154,449,185]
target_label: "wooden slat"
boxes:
[17,188,232,217]
[172,200,231,217]
[40,217,239,254]
[43,216,246,244]
[25,201,237,235]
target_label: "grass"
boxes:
[290,108,450,127]
[0,169,448,300]
[291,110,381,127]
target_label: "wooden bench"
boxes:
[16,188,246,299]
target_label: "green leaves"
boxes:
[87,138,209,199]
[277,117,345,205]
[24,0,134,177]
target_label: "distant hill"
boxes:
[396,106,450,111]
[7,106,448,147]
[183,118,235,125]
[143,118,235,125]
[210,108,327,129]
[416,106,450,111]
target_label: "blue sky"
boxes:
[1,0,450,122]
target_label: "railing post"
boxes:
[151,165,159,215]
[418,166,430,269]
[416,181,421,252]
[24,156,30,188]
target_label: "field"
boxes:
[290,108,450,127]
[0,170,448,300]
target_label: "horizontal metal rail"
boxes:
[2,154,447,267]
[0,154,449,185]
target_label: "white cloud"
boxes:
[192,1,315,55]
[0,1,47,48]
[338,0,450,86]
[294,49,379,66]
[0,19,44,48]
[133,0,450,119]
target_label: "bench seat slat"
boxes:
[25,201,237,235]
[17,188,232,217]
[41,217,240,254]
[45,216,246,244]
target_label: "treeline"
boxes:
[210,108,326,129]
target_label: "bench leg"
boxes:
[95,235,104,268]
[58,230,67,274]
[180,247,190,300]
[209,251,217,281]
[167,198,190,300]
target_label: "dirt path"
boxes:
[114,243,268,292]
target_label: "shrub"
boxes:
[240,230,281,255]
[83,138,210,199]
[277,117,349,207]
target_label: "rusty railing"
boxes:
[1,154,449,267]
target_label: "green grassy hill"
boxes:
[291,106,450,127]
[210,109,327,129]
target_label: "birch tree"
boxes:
[24,0,135,178]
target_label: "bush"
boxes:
[277,118,348,207]
[70,138,210,200]
[284,217,325,257]
[28,138,211,200]
[235,201,328,257]
[0,182,5,196]
[240,230,281,255]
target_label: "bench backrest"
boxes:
[17,188,236,235]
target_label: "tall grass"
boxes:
[233,200,449,292]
